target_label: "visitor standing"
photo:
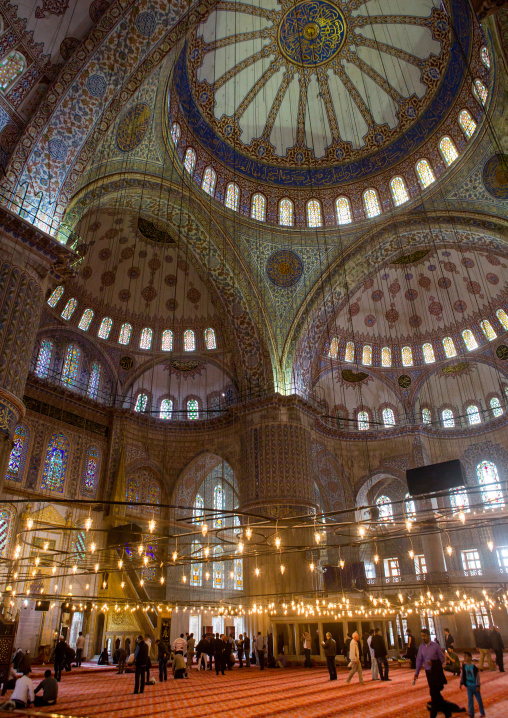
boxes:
[256,632,265,671]
[367,629,379,680]
[405,629,417,670]
[460,651,485,718]
[54,637,67,682]
[372,628,390,682]
[156,639,169,682]
[476,625,495,671]
[302,631,312,667]
[414,628,451,718]
[243,633,251,667]
[236,634,244,668]
[444,628,454,651]
[34,670,58,707]
[144,634,152,683]
[117,647,128,674]
[346,632,365,685]
[490,626,504,672]
[207,635,215,670]
[196,636,209,670]
[362,632,371,669]
[134,635,148,694]
[187,633,195,669]
[322,632,337,681]
[75,632,85,667]
[215,635,226,676]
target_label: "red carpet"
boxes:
[2,663,507,717]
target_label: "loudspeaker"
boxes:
[324,562,366,591]
[406,459,464,497]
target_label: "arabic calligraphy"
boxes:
[277,1,346,67]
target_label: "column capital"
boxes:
[0,387,26,438]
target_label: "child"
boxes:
[460,651,485,717]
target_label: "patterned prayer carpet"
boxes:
[2,662,507,717]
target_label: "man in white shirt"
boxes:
[367,629,379,680]
[10,672,35,708]
[255,632,266,671]
[76,632,85,667]
[346,632,365,686]
[144,634,153,683]
[173,634,187,655]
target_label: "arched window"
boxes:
[87,361,101,399]
[234,557,243,590]
[382,408,395,427]
[439,137,459,166]
[147,482,160,515]
[477,461,504,508]
[496,308,508,330]
[363,189,381,218]
[161,329,173,351]
[194,495,204,524]
[225,183,239,211]
[459,109,477,139]
[62,344,81,387]
[134,392,148,413]
[160,398,173,420]
[376,495,393,522]
[126,476,139,504]
[336,196,352,225]
[422,342,435,364]
[405,493,416,520]
[61,298,77,320]
[442,408,455,428]
[6,425,29,482]
[307,199,322,227]
[118,323,132,345]
[251,194,266,222]
[139,327,152,350]
[0,509,13,558]
[467,404,481,425]
[47,286,64,307]
[480,319,496,341]
[416,159,435,188]
[35,339,53,378]
[279,198,294,227]
[422,407,432,424]
[442,336,457,358]
[170,122,180,145]
[184,329,195,351]
[184,147,196,174]
[473,79,488,105]
[490,396,503,418]
[357,410,369,431]
[213,485,224,527]
[328,337,339,359]
[82,445,100,497]
[462,329,478,350]
[381,346,391,367]
[204,327,216,349]
[402,346,413,367]
[344,341,354,363]
[450,488,470,513]
[98,317,112,339]
[78,309,94,331]
[390,176,409,206]
[191,541,202,586]
[0,52,26,90]
[187,398,199,420]
[202,167,216,196]
[213,546,224,588]
[41,433,69,492]
[481,46,490,69]
[362,345,372,366]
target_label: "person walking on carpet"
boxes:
[322,632,337,681]
[367,629,379,680]
[414,628,457,718]
[371,628,390,682]
[133,635,148,694]
[460,651,485,718]
[346,631,365,686]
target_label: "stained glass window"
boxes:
[47,286,63,307]
[137,327,151,350]
[422,407,432,424]
[477,460,504,508]
[382,407,395,427]
[497,308,508,330]
[194,494,204,524]
[442,408,455,428]
[279,198,294,227]
[336,196,352,225]
[126,477,139,504]
[480,319,496,341]
[390,176,409,206]
[0,52,26,90]
[450,488,470,513]
[214,485,224,528]
[251,194,266,221]
[442,337,457,358]
[363,189,381,218]
[159,398,172,420]
[467,404,481,425]
[184,329,195,351]
[161,329,173,351]
[118,323,132,345]
[422,343,435,364]
[459,109,477,139]
[87,361,101,399]
[328,337,339,359]
[61,298,77,321]
[490,396,503,417]
[98,317,112,339]
[134,393,148,413]
[439,137,458,166]
[405,493,416,520]
[381,346,391,367]
[82,445,99,496]
[344,341,354,363]
[72,530,86,562]
[473,79,488,105]
[416,160,435,188]
[213,546,223,588]
[184,148,196,174]
[0,510,12,557]
[205,328,216,349]
[234,557,243,590]
[147,482,160,515]
[202,167,216,196]
[41,433,69,492]
[362,345,372,366]
[377,495,393,522]
[6,425,28,482]
[78,309,94,331]
[223,184,238,212]
[35,339,53,378]
[481,46,490,69]
[62,344,81,387]
[462,329,478,351]
[191,541,202,586]
[402,346,413,367]
[171,122,180,145]
[357,411,369,431]
[187,398,199,420]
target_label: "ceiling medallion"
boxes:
[277,1,347,68]
[119,356,134,370]
[482,154,508,200]
[266,250,304,287]
[398,375,412,388]
[496,345,508,361]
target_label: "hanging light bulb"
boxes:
[310,562,315,572]
[238,541,244,554]
[275,536,281,549]
[85,517,92,531]
[140,579,144,587]
[406,519,412,532]
[280,564,285,574]
[43,541,49,551]
[118,559,123,569]
[14,545,21,559]
[182,574,187,583]
[409,549,414,559]
[72,565,77,574]
[204,546,210,558]
[34,556,40,566]
[458,511,466,524]
[255,567,260,577]
[172,551,177,562]
[138,544,144,555]
[90,542,96,554]
[358,526,366,538]
[487,540,494,552]
[94,563,99,572]
[149,519,155,533]
[26,518,33,531]
[230,571,234,579]
[120,581,125,589]
[143,556,149,566]
[339,559,345,569]
[205,571,210,581]
[374,554,379,564]
[446,545,453,556]
[314,531,321,544]
[51,565,57,574]
[160,576,165,585]
[245,526,252,540]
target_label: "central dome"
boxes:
[277,1,347,67]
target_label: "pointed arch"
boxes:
[82,445,100,497]
[6,424,29,482]
[41,433,70,492]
